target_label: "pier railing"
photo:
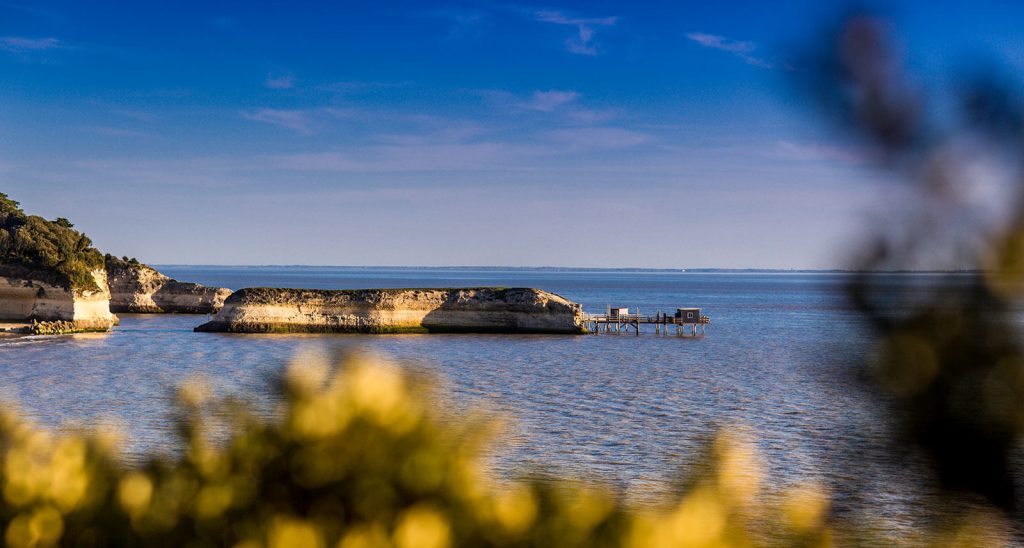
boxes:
[580,312,710,336]
[582,313,710,324]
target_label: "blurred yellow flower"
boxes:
[393,505,451,548]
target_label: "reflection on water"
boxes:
[0,269,949,526]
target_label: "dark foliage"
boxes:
[104,254,147,272]
[0,193,105,291]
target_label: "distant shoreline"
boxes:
[153,265,983,275]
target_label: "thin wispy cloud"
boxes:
[85,126,149,138]
[566,108,619,124]
[0,36,61,52]
[269,124,652,173]
[111,109,158,122]
[240,109,314,135]
[264,72,295,90]
[72,157,252,190]
[776,140,867,164]
[316,81,405,94]
[240,107,354,135]
[269,143,514,173]
[130,88,192,99]
[535,10,618,55]
[376,120,487,146]
[686,32,772,68]
[425,7,487,39]
[519,90,580,112]
[545,127,651,151]
[509,89,619,123]
[485,88,619,124]
[261,113,656,173]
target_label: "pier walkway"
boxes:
[581,309,710,336]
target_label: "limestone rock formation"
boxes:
[195,287,584,334]
[105,256,232,314]
[0,268,117,332]
[0,193,116,332]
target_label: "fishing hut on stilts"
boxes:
[581,306,710,336]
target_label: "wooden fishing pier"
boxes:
[582,307,710,336]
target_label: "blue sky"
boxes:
[1,1,1021,268]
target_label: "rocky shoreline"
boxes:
[0,194,235,333]
[0,193,585,337]
[195,287,585,334]
[0,261,232,335]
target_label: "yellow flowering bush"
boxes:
[0,351,1012,547]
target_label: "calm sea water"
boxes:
[0,267,947,527]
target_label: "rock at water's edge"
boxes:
[0,269,117,332]
[195,287,584,334]
[105,256,232,314]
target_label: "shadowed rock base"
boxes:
[26,318,119,335]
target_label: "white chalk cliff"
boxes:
[0,268,117,331]
[105,258,231,314]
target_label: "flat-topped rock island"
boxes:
[194,287,585,334]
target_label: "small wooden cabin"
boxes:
[676,308,701,322]
[608,307,629,318]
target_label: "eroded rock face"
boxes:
[0,269,117,332]
[195,287,584,334]
[105,259,232,314]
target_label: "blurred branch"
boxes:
[803,12,1024,517]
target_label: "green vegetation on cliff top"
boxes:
[227,286,520,305]
[104,253,159,275]
[0,192,105,291]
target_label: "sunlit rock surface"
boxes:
[0,268,116,331]
[195,287,584,334]
[105,257,232,314]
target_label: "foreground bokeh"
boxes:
[0,352,1015,547]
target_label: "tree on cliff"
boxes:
[0,193,19,215]
[0,192,104,291]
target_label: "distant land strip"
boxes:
[152,265,985,274]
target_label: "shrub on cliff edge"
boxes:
[103,254,154,276]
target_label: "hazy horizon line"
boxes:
[151,264,983,274]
